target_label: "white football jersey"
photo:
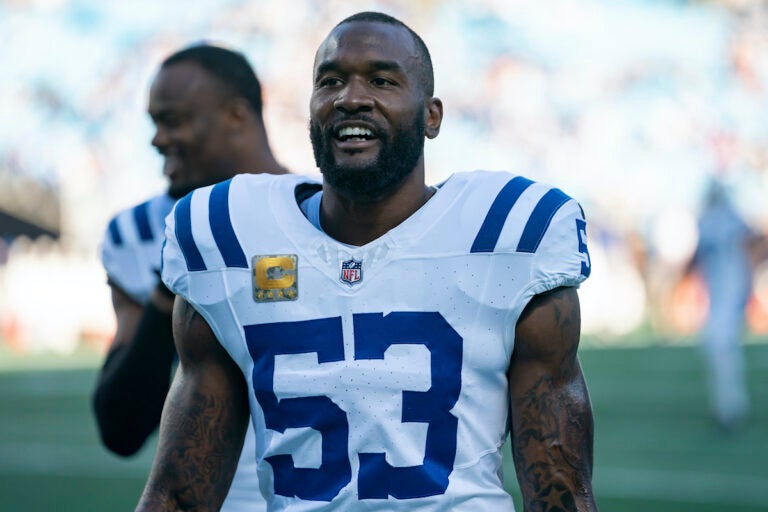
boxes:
[101,193,265,512]
[161,171,591,511]
[101,194,175,304]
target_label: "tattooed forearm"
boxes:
[510,287,597,511]
[512,375,594,511]
[137,298,247,511]
[165,386,242,507]
[141,385,244,510]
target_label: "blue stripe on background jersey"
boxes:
[470,176,534,253]
[108,217,123,246]
[209,179,248,269]
[133,200,154,241]
[174,193,207,272]
[159,197,175,223]
[516,188,571,253]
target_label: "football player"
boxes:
[138,13,597,511]
[94,43,288,511]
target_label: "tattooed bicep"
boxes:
[513,286,581,370]
[172,297,218,364]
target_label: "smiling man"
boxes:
[94,43,287,512]
[137,13,597,511]
[308,19,434,204]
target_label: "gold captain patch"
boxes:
[252,255,298,302]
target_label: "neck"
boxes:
[320,166,434,246]
[242,152,288,176]
[237,125,289,176]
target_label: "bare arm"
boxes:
[92,283,176,456]
[136,296,249,511]
[509,286,597,511]
[108,284,146,350]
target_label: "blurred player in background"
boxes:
[93,43,288,510]
[689,179,762,432]
[137,12,597,511]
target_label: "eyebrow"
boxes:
[315,59,405,77]
[368,60,405,74]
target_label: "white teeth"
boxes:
[338,126,373,138]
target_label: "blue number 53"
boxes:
[244,312,463,502]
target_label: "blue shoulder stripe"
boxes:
[209,180,248,269]
[470,176,533,253]
[133,200,154,241]
[108,217,123,246]
[516,188,571,253]
[175,193,207,271]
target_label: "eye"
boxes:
[371,77,396,87]
[318,76,343,88]
[163,115,184,129]
[153,112,185,130]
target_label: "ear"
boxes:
[225,98,254,130]
[424,97,443,140]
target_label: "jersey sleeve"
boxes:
[528,199,591,295]
[160,199,192,302]
[502,196,591,325]
[100,214,154,304]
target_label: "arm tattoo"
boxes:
[139,299,245,510]
[512,291,596,511]
[157,386,242,508]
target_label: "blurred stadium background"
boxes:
[0,0,766,510]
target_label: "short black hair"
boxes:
[161,43,263,117]
[336,12,434,96]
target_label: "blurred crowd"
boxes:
[1,0,767,354]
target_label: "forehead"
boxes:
[149,61,221,110]
[314,21,419,74]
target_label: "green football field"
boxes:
[1,342,766,511]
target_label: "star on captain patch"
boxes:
[340,258,362,286]
[252,255,298,302]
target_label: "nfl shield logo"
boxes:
[340,258,363,285]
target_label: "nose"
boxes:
[333,78,373,114]
[151,125,169,152]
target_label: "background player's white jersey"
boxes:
[162,171,591,511]
[100,193,265,512]
[101,194,175,304]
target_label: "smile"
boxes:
[336,125,375,142]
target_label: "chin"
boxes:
[168,183,194,199]
[333,152,378,170]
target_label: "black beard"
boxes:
[309,113,425,202]
[166,163,234,199]
[167,183,195,199]
[168,179,220,199]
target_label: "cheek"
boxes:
[384,98,422,124]
[387,112,418,135]
[310,94,334,120]
[187,114,219,143]
[190,125,224,155]
[167,125,198,148]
